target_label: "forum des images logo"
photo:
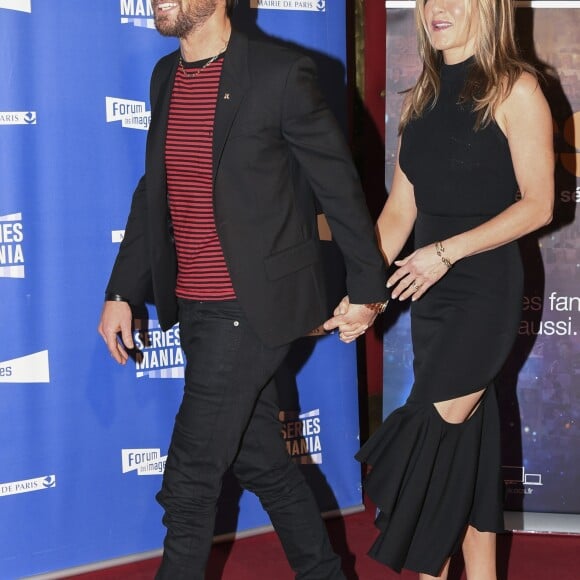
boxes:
[106,97,151,131]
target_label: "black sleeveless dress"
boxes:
[356,57,523,575]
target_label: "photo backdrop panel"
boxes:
[499,2,579,517]
[382,1,579,525]
[0,1,359,577]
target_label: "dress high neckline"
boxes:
[440,56,475,82]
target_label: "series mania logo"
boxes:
[133,320,184,379]
[280,408,323,464]
[106,97,151,131]
[0,212,25,278]
[120,0,155,29]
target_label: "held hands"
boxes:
[388,242,452,301]
[97,301,134,364]
[323,296,381,343]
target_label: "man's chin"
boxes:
[154,17,175,36]
[156,27,177,37]
[154,15,192,38]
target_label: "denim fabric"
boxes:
[155,300,344,580]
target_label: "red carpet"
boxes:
[66,501,580,580]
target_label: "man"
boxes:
[98,0,388,578]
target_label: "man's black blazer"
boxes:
[106,30,388,347]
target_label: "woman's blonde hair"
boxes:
[400,0,536,132]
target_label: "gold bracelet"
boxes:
[435,241,453,270]
[364,301,389,314]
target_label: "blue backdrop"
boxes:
[0,1,363,577]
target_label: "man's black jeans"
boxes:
[155,299,344,579]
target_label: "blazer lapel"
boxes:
[213,30,250,183]
[146,50,178,189]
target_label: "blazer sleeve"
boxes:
[280,56,389,304]
[104,55,174,304]
[105,174,153,304]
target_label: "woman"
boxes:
[355,0,554,578]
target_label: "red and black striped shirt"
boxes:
[165,55,236,300]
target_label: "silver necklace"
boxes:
[178,42,228,79]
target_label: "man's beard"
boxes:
[154,1,218,38]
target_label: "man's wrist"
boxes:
[105,292,130,303]
[363,300,388,314]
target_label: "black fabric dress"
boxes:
[356,57,523,576]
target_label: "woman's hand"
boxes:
[387,244,451,301]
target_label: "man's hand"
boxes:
[97,301,134,364]
[323,296,381,343]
